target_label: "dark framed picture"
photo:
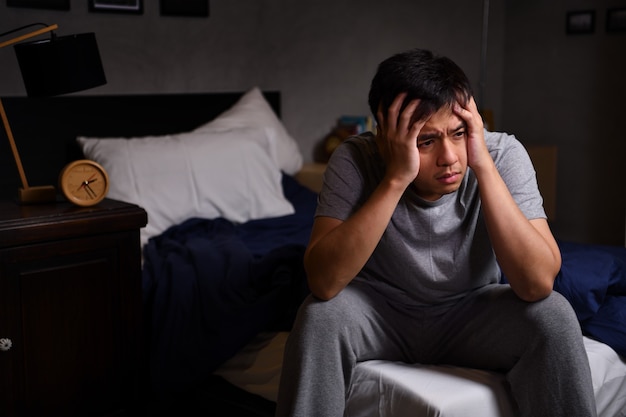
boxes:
[160,0,209,17]
[7,0,69,10]
[566,10,595,35]
[88,0,143,14]
[607,8,626,33]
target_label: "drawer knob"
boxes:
[0,338,12,351]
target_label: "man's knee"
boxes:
[294,287,365,335]
[527,291,581,339]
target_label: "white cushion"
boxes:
[77,128,294,248]
[194,87,303,175]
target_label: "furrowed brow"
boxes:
[417,131,440,142]
[452,122,466,132]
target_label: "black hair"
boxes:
[368,48,472,125]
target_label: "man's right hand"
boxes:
[375,92,427,190]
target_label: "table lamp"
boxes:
[0,23,106,204]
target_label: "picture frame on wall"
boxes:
[7,0,69,10]
[606,8,626,33]
[88,0,143,14]
[566,10,595,35]
[160,0,209,17]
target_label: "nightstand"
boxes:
[295,162,327,193]
[0,198,147,416]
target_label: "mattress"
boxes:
[215,333,626,417]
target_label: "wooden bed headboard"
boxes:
[0,92,280,200]
[526,145,557,221]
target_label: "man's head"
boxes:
[368,48,472,126]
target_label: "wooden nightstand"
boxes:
[0,198,147,416]
[295,162,327,193]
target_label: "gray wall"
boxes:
[1,0,501,160]
[1,0,624,246]
[501,0,626,246]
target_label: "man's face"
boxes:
[412,106,468,201]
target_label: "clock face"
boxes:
[59,160,110,207]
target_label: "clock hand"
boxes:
[76,176,98,192]
[85,183,97,199]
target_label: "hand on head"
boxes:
[375,92,427,188]
[452,97,488,171]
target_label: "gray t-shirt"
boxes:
[315,130,546,306]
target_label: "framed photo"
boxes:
[88,0,143,14]
[566,10,595,35]
[7,0,69,10]
[160,0,209,17]
[606,8,626,33]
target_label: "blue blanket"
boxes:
[143,174,316,393]
[554,240,626,357]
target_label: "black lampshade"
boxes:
[13,32,106,97]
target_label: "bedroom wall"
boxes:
[1,0,624,246]
[500,0,626,246]
[0,0,502,163]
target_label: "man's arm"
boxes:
[304,94,424,300]
[304,182,405,300]
[454,99,561,302]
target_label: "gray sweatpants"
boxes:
[276,282,597,417]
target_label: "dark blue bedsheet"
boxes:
[143,174,316,394]
[554,240,626,357]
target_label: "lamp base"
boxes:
[18,185,57,204]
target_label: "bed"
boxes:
[1,88,625,417]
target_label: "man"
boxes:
[276,48,596,417]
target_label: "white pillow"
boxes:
[194,87,303,175]
[77,128,294,248]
